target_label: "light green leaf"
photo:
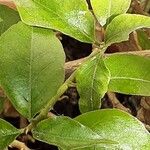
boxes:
[0,4,20,35]
[137,30,150,50]
[76,55,110,113]
[13,0,95,43]
[0,119,21,149]
[91,0,131,26]
[0,22,65,119]
[33,116,116,150]
[75,109,150,150]
[105,54,150,96]
[105,14,150,47]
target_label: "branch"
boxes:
[65,50,150,77]
[9,140,30,150]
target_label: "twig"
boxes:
[145,124,150,132]
[107,92,131,113]
[65,50,150,77]
[25,49,100,133]
[9,140,30,150]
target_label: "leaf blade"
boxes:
[13,0,95,43]
[91,0,131,26]
[33,116,116,150]
[76,55,110,113]
[105,14,150,47]
[75,109,150,150]
[0,22,65,119]
[0,119,21,149]
[0,4,20,35]
[105,54,150,96]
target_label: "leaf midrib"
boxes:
[111,77,150,83]
[90,57,99,110]
[29,26,33,118]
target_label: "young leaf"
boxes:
[91,0,131,26]
[33,116,116,150]
[13,0,95,43]
[0,119,21,149]
[105,54,150,96]
[76,55,110,113]
[105,14,150,47]
[0,4,20,35]
[0,22,65,119]
[75,109,150,150]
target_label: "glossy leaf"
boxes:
[0,22,65,119]
[105,14,150,47]
[13,0,95,43]
[75,109,150,150]
[33,116,116,150]
[91,0,131,26]
[105,54,150,96]
[0,119,21,149]
[0,4,20,35]
[137,30,150,50]
[76,55,110,113]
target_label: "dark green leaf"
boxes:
[76,55,110,113]
[14,0,95,43]
[105,14,150,47]
[75,109,150,150]
[0,119,21,149]
[0,4,20,35]
[0,22,65,119]
[33,116,116,150]
[91,0,131,26]
[105,54,150,96]
[137,30,150,50]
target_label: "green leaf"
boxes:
[13,0,95,43]
[33,116,116,150]
[137,30,150,50]
[0,22,65,119]
[76,55,110,113]
[105,14,150,47]
[0,4,20,35]
[91,0,131,26]
[75,109,150,150]
[105,54,150,96]
[0,119,21,149]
